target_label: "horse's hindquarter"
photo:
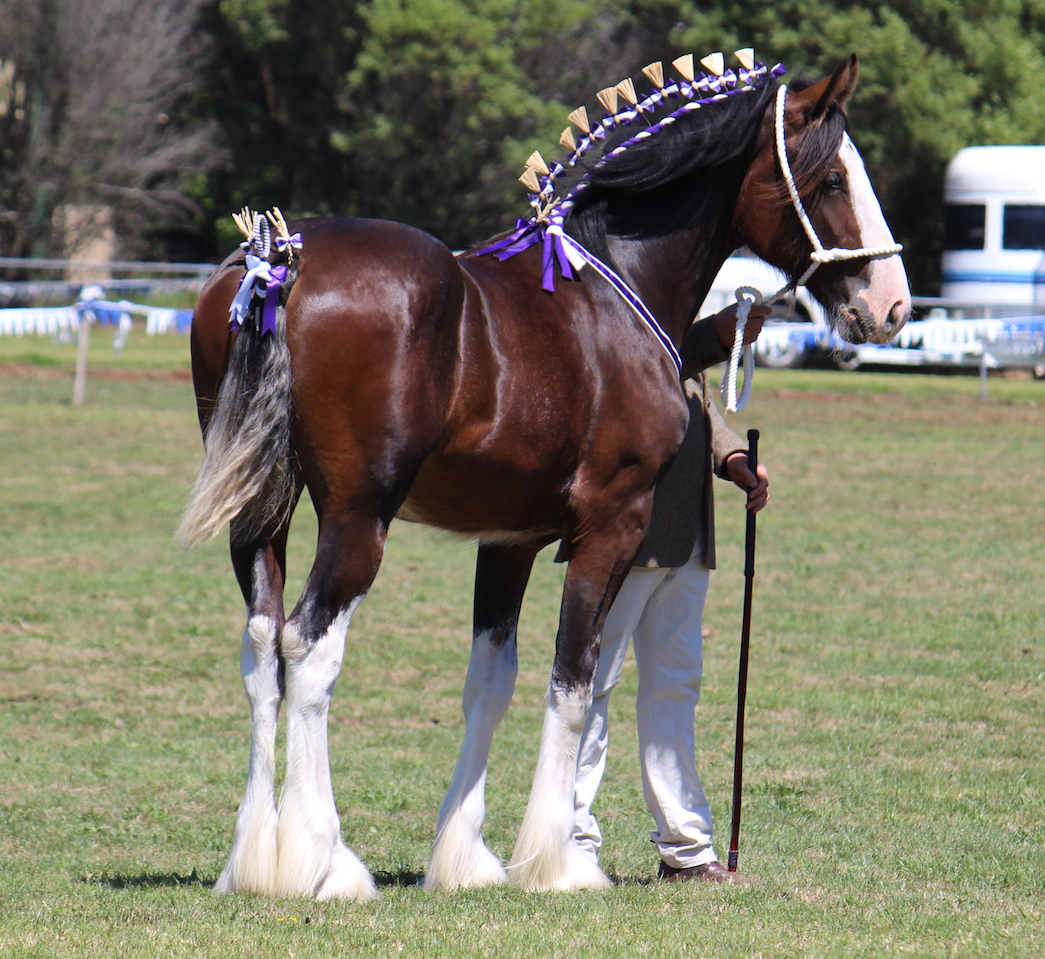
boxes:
[400,248,690,541]
[282,219,466,515]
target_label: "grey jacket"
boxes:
[633,316,747,570]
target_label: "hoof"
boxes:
[314,843,378,902]
[507,846,613,892]
[424,837,508,891]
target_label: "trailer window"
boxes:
[1003,205,1045,250]
[944,204,986,250]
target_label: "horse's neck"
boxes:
[602,174,743,345]
[606,226,734,346]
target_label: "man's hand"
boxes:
[712,303,772,351]
[725,453,770,512]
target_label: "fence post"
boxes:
[73,310,91,407]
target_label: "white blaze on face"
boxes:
[839,134,911,337]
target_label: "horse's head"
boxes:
[734,56,911,344]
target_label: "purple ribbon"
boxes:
[477,220,576,292]
[275,232,302,253]
[541,228,576,292]
[479,218,540,259]
[261,264,287,337]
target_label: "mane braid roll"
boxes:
[481,51,787,290]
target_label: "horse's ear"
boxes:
[792,54,859,127]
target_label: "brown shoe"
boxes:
[658,860,756,886]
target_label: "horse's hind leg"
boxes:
[425,542,537,891]
[213,520,293,896]
[274,508,385,902]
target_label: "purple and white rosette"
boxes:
[480,219,577,292]
[228,252,289,337]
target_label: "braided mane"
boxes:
[567,81,779,267]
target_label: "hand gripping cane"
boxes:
[728,428,759,873]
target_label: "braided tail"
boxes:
[176,240,298,550]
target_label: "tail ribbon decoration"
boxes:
[228,207,300,336]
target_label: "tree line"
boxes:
[4,0,1045,292]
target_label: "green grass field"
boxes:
[1,329,1042,957]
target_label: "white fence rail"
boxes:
[755,313,1045,374]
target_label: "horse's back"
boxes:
[192,216,463,350]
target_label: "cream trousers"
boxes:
[573,553,718,869]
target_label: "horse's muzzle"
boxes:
[838,294,909,346]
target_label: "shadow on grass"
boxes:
[607,872,654,887]
[370,869,655,890]
[80,868,213,890]
[373,868,423,888]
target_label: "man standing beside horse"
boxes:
[573,302,770,885]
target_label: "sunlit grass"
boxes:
[1,350,1042,958]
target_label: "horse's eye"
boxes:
[823,172,843,191]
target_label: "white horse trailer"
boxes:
[942,145,1045,305]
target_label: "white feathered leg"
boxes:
[214,615,282,896]
[425,630,517,890]
[275,601,377,901]
[507,680,612,891]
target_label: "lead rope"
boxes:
[721,84,904,413]
[722,286,760,413]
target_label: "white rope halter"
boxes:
[721,83,903,413]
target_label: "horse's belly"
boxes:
[394,456,563,542]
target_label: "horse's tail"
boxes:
[176,245,298,550]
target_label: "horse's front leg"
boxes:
[507,524,645,891]
[425,542,538,891]
[274,508,384,902]
[213,523,291,896]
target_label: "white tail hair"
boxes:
[176,303,295,549]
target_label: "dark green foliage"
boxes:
[7,0,1045,287]
[194,0,660,250]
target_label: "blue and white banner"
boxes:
[0,296,192,338]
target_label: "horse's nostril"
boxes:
[885,301,909,336]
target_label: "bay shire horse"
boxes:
[179,54,909,900]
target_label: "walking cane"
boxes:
[727,428,759,873]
